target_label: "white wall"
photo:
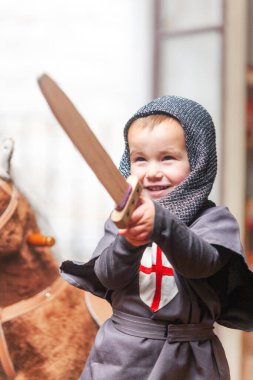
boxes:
[0,0,153,261]
[154,1,224,207]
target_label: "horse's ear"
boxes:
[0,138,14,180]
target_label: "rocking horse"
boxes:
[0,138,111,380]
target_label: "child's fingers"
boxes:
[120,229,150,243]
[126,225,149,237]
[118,229,127,236]
[117,197,154,242]
[122,235,150,247]
[119,219,149,235]
[131,232,150,241]
[118,228,144,238]
[130,236,151,246]
[128,207,144,225]
[127,196,148,224]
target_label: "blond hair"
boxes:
[129,114,179,131]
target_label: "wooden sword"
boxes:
[37,74,142,228]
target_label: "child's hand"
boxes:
[118,196,155,247]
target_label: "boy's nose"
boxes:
[146,162,163,180]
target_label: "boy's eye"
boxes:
[162,155,173,161]
[134,156,146,162]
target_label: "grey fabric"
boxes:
[119,96,217,225]
[190,205,243,254]
[60,205,252,331]
[60,205,249,380]
[73,205,235,380]
[112,309,214,341]
[150,204,231,279]
[80,318,229,380]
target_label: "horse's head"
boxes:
[0,146,56,260]
[0,138,59,306]
[0,138,24,256]
[0,138,44,258]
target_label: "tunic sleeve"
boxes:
[190,206,243,255]
[94,224,146,290]
[192,207,253,331]
[60,217,145,296]
[150,203,231,279]
[173,205,253,332]
[59,218,118,297]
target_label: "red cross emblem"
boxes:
[139,244,178,312]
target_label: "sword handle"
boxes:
[111,175,142,229]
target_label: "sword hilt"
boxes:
[111,175,142,229]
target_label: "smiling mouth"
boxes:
[145,185,170,191]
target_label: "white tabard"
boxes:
[139,243,178,312]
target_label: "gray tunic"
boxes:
[61,203,252,380]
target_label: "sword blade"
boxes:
[38,74,129,207]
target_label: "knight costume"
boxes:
[60,96,253,380]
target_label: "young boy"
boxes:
[61,96,253,380]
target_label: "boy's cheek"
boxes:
[130,165,144,181]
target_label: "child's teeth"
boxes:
[149,186,167,190]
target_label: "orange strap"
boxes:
[0,277,68,378]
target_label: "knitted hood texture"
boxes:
[119,96,217,225]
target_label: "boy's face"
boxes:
[128,118,190,200]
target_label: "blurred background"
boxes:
[0,0,252,379]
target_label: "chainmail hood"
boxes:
[119,96,217,225]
